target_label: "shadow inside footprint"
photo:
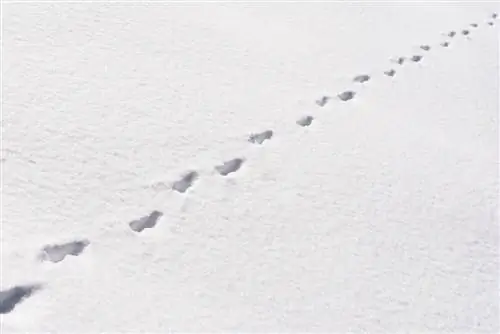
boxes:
[411,55,423,62]
[172,171,198,193]
[462,30,470,35]
[315,96,330,107]
[129,210,163,233]
[248,130,273,145]
[40,240,90,263]
[492,13,498,19]
[296,116,314,127]
[384,69,396,77]
[392,57,405,65]
[420,45,431,51]
[448,31,456,37]
[215,158,244,176]
[470,23,478,28]
[338,91,356,101]
[488,21,494,26]
[441,42,450,47]
[0,284,42,314]
[353,75,370,83]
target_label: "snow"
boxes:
[1,2,499,333]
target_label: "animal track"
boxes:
[129,211,163,233]
[315,96,330,107]
[0,284,42,314]
[5,12,494,320]
[337,91,356,101]
[384,69,396,77]
[172,171,198,193]
[411,55,423,62]
[353,75,370,83]
[248,130,273,144]
[392,57,405,65]
[40,240,89,263]
[296,116,314,127]
[215,158,244,176]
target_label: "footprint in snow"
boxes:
[462,30,470,35]
[172,171,198,193]
[384,69,396,77]
[448,31,456,37]
[353,75,370,83]
[315,96,330,107]
[488,21,494,26]
[411,55,423,62]
[338,91,356,101]
[0,284,42,314]
[39,240,90,263]
[420,45,431,51]
[215,158,244,176]
[296,116,314,127]
[492,13,498,19]
[441,42,450,47]
[470,23,478,28]
[129,210,163,233]
[392,57,405,65]
[248,130,273,144]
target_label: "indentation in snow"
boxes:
[315,96,330,107]
[353,74,370,83]
[411,55,423,62]
[215,158,244,176]
[296,116,314,127]
[338,91,356,101]
[0,285,42,314]
[129,211,163,233]
[40,240,90,263]
[172,171,198,193]
[384,69,396,77]
[392,57,405,65]
[248,130,273,145]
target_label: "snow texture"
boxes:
[2,2,499,333]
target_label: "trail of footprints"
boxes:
[2,12,497,315]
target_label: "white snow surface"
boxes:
[1,2,499,333]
